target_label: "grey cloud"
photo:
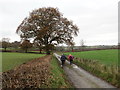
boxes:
[0,0,118,45]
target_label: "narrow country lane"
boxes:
[54,53,116,88]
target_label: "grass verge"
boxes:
[73,58,120,88]
[47,56,73,88]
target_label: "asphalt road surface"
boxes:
[54,53,116,88]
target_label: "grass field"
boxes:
[64,49,119,87]
[64,49,118,65]
[1,52,45,72]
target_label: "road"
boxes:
[54,53,116,88]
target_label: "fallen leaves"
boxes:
[2,55,51,88]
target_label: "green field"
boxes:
[64,49,119,87]
[64,49,118,65]
[1,52,45,72]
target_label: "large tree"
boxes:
[16,7,79,54]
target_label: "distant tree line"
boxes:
[55,45,119,52]
[0,37,119,53]
[0,38,38,53]
[0,37,56,53]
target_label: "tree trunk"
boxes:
[71,47,74,52]
[39,51,42,54]
[39,49,42,54]
[46,50,50,55]
[45,46,50,55]
[4,48,6,52]
[25,48,28,53]
[46,47,50,54]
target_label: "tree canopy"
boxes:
[20,40,32,53]
[16,7,79,54]
[2,38,10,51]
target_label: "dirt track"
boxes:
[54,53,116,88]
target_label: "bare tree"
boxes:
[80,39,85,47]
[16,7,79,54]
[80,39,85,51]
[2,38,10,51]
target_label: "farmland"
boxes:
[64,49,118,66]
[1,52,45,72]
[63,49,119,87]
[2,54,72,88]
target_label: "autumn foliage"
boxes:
[16,7,79,54]
[2,56,51,88]
[20,40,32,53]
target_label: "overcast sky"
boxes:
[0,0,119,46]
